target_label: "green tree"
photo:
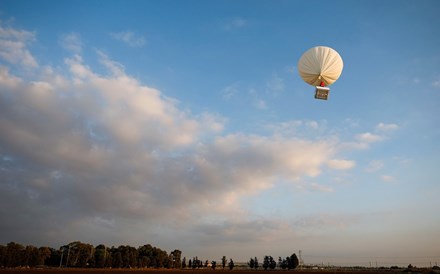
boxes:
[112,250,122,268]
[229,258,235,270]
[211,260,217,270]
[248,258,255,269]
[118,245,137,268]
[38,246,51,266]
[129,246,139,267]
[263,256,270,270]
[139,256,150,268]
[170,249,182,268]
[0,244,6,267]
[45,247,61,267]
[222,256,227,269]
[138,244,153,268]
[24,245,40,267]
[152,247,169,268]
[6,242,24,267]
[279,257,287,270]
[181,257,186,269]
[269,256,277,270]
[289,253,299,270]
[59,241,93,267]
[254,257,259,269]
[263,256,276,270]
[64,241,95,267]
[94,245,107,268]
[0,241,181,269]
[269,256,276,270]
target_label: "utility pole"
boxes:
[299,250,303,269]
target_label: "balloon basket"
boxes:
[314,86,330,100]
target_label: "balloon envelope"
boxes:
[298,46,343,86]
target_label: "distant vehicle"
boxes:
[298,46,343,100]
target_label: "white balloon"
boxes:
[298,46,343,86]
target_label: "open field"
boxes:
[0,269,437,274]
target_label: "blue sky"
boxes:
[1,0,439,267]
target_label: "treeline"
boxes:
[248,254,299,270]
[182,256,235,270]
[0,241,181,269]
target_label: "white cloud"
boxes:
[0,24,35,41]
[341,123,398,151]
[0,24,37,68]
[59,32,83,53]
[356,132,383,143]
[265,120,303,133]
[265,120,327,138]
[0,24,367,249]
[306,120,319,130]
[253,98,267,110]
[221,83,239,100]
[344,118,360,128]
[342,124,398,151]
[432,77,440,88]
[111,31,146,47]
[392,156,411,165]
[376,122,399,132]
[97,50,125,76]
[284,65,295,74]
[199,112,226,133]
[365,160,384,173]
[310,183,334,193]
[249,88,268,110]
[65,54,94,79]
[0,67,21,88]
[293,213,359,230]
[222,84,269,110]
[266,73,285,93]
[0,43,342,245]
[381,175,396,183]
[223,17,248,30]
[327,159,356,170]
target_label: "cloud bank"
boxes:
[0,24,392,257]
